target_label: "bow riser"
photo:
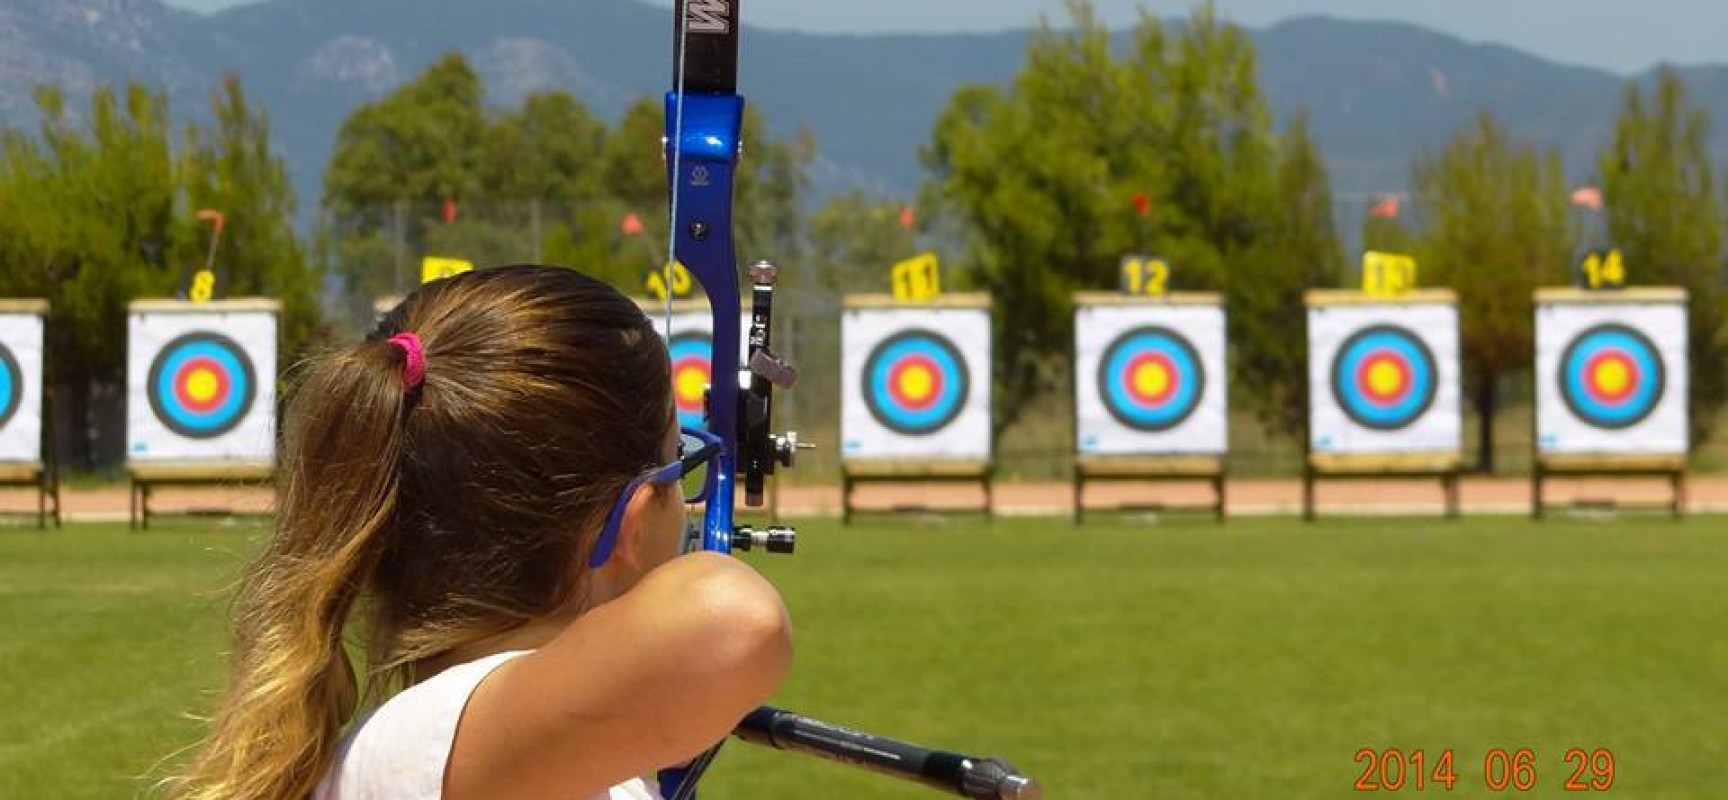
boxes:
[664,91,745,555]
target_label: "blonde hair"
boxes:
[169,266,671,800]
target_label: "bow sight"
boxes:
[729,259,800,554]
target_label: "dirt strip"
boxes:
[0,474,1721,523]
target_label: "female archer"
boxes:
[170,265,793,800]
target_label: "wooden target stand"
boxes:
[1303,290,1464,521]
[1070,292,1226,523]
[1531,287,1688,520]
[0,300,61,529]
[126,299,279,530]
[841,293,995,524]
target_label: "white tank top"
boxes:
[314,650,662,800]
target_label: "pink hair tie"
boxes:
[388,333,427,391]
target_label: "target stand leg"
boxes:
[1071,470,1084,526]
[1301,466,1316,522]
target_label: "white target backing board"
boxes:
[0,301,49,464]
[1074,293,1227,456]
[1307,290,1462,456]
[637,300,754,431]
[127,300,279,463]
[842,295,993,460]
[1536,288,1689,456]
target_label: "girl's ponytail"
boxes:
[171,340,414,800]
[171,265,673,799]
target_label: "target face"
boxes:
[0,343,19,433]
[863,330,971,436]
[146,332,258,439]
[1330,325,1438,431]
[1097,326,1205,433]
[668,332,713,430]
[1559,324,1665,430]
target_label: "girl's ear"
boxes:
[609,481,675,574]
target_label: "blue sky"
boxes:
[163,0,1725,74]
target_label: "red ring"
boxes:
[173,357,231,414]
[1123,352,1179,406]
[888,355,944,411]
[1583,349,1638,404]
[1354,351,1412,406]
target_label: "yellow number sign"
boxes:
[1120,255,1171,297]
[1580,248,1627,290]
[643,261,697,301]
[1362,251,1418,296]
[891,253,942,302]
[187,269,217,303]
[421,256,475,285]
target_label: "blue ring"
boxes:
[146,333,257,440]
[1097,327,1204,433]
[0,343,20,432]
[1330,325,1438,431]
[1559,324,1665,430]
[864,330,969,435]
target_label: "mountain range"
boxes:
[3,0,1727,214]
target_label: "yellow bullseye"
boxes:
[676,366,708,401]
[1367,360,1404,397]
[900,364,935,401]
[1594,359,1631,395]
[185,368,220,404]
[1133,362,1171,397]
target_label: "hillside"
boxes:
[2,0,1726,210]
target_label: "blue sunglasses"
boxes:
[589,427,724,568]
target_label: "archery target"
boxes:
[147,333,257,439]
[1330,326,1438,431]
[1309,302,1460,455]
[1075,304,1226,455]
[1537,299,1687,454]
[128,305,277,462]
[643,306,754,430]
[1560,325,1665,429]
[843,307,991,459]
[0,312,46,464]
[864,331,971,435]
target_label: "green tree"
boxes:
[0,85,183,468]
[324,53,487,214]
[180,74,323,361]
[323,58,810,305]
[1599,69,1728,450]
[321,54,491,300]
[1233,111,1343,432]
[1414,112,1573,471]
[924,1,1321,432]
[807,193,920,295]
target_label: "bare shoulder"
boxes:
[444,555,792,800]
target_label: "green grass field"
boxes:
[1,515,1724,799]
